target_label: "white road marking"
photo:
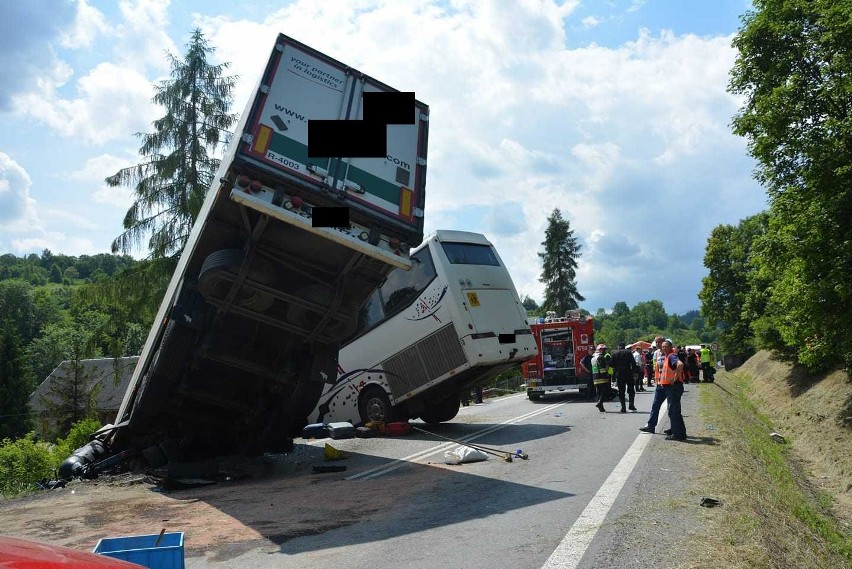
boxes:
[541,399,668,569]
[346,402,566,480]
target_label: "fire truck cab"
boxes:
[522,311,595,401]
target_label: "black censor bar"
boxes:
[307,92,415,158]
[311,207,350,228]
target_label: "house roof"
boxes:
[29,356,139,413]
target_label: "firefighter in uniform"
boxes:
[591,344,612,413]
[610,343,638,413]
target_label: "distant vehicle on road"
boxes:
[522,312,596,400]
[309,230,537,426]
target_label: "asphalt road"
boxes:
[185,384,704,569]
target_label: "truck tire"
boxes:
[198,248,275,312]
[419,395,461,424]
[528,390,542,401]
[359,386,397,424]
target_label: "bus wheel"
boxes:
[359,386,396,424]
[419,395,461,424]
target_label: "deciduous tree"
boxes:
[729,0,852,371]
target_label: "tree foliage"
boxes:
[538,208,585,314]
[729,0,852,371]
[699,213,770,357]
[106,28,237,259]
[591,299,716,349]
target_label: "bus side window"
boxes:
[380,250,437,316]
[354,289,385,337]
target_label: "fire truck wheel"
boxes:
[419,395,461,424]
[198,248,275,312]
[528,391,542,401]
[359,386,397,424]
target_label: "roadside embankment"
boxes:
[688,352,851,568]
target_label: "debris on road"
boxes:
[444,446,489,465]
[700,497,723,508]
[323,444,349,461]
[770,432,786,443]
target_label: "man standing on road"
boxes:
[639,339,687,440]
[579,345,595,402]
[591,344,612,412]
[610,343,638,413]
[700,344,713,383]
[633,346,646,392]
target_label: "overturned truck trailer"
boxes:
[62,33,429,477]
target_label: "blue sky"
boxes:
[0,0,763,315]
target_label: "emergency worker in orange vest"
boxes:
[638,339,687,440]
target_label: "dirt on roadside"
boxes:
[736,351,852,527]
[0,444,435,561]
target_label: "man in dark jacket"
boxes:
[610,343,638,413]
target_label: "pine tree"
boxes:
[538,208,585,314]
[93,29,238,343]
[106,28,238,259]
[0,330,33,439]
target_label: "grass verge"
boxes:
[691,371,852,568]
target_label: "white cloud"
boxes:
[7,0,172,145]
[0,2,77,110]
[59,0,112,49]
[193,2,766,313]
[11,234,99,256]
[114,0,177,71]
[582,16,602,28]
[628,0,646,13]
[0,152,39,230]
[67,154,136,209]
[12,62,157,145]
[1,1,765,314]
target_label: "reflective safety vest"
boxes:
[700,347,712,364]
[591,353,611,385]
[657,353,681,385]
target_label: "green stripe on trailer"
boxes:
[268,132,329,170]
[268,131,402,206]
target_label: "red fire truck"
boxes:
[522,311,595,400]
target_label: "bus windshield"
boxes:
[440,242,500,266]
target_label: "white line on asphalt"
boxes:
[346,401,566,480]
[540,399,668,569]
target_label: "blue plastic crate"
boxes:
[93,532,185,569]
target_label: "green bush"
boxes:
[0,417,101,498]
[0,434,57,496]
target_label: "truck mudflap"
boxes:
[229,182,412,271]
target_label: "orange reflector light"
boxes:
[399,187,413,218]
[254,125,272,155]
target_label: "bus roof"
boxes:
[428,230,492,245]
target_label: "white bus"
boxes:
[308,230,538,426]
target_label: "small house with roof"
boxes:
[28,356,139,438]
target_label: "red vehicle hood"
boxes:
[0,537,145,569]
